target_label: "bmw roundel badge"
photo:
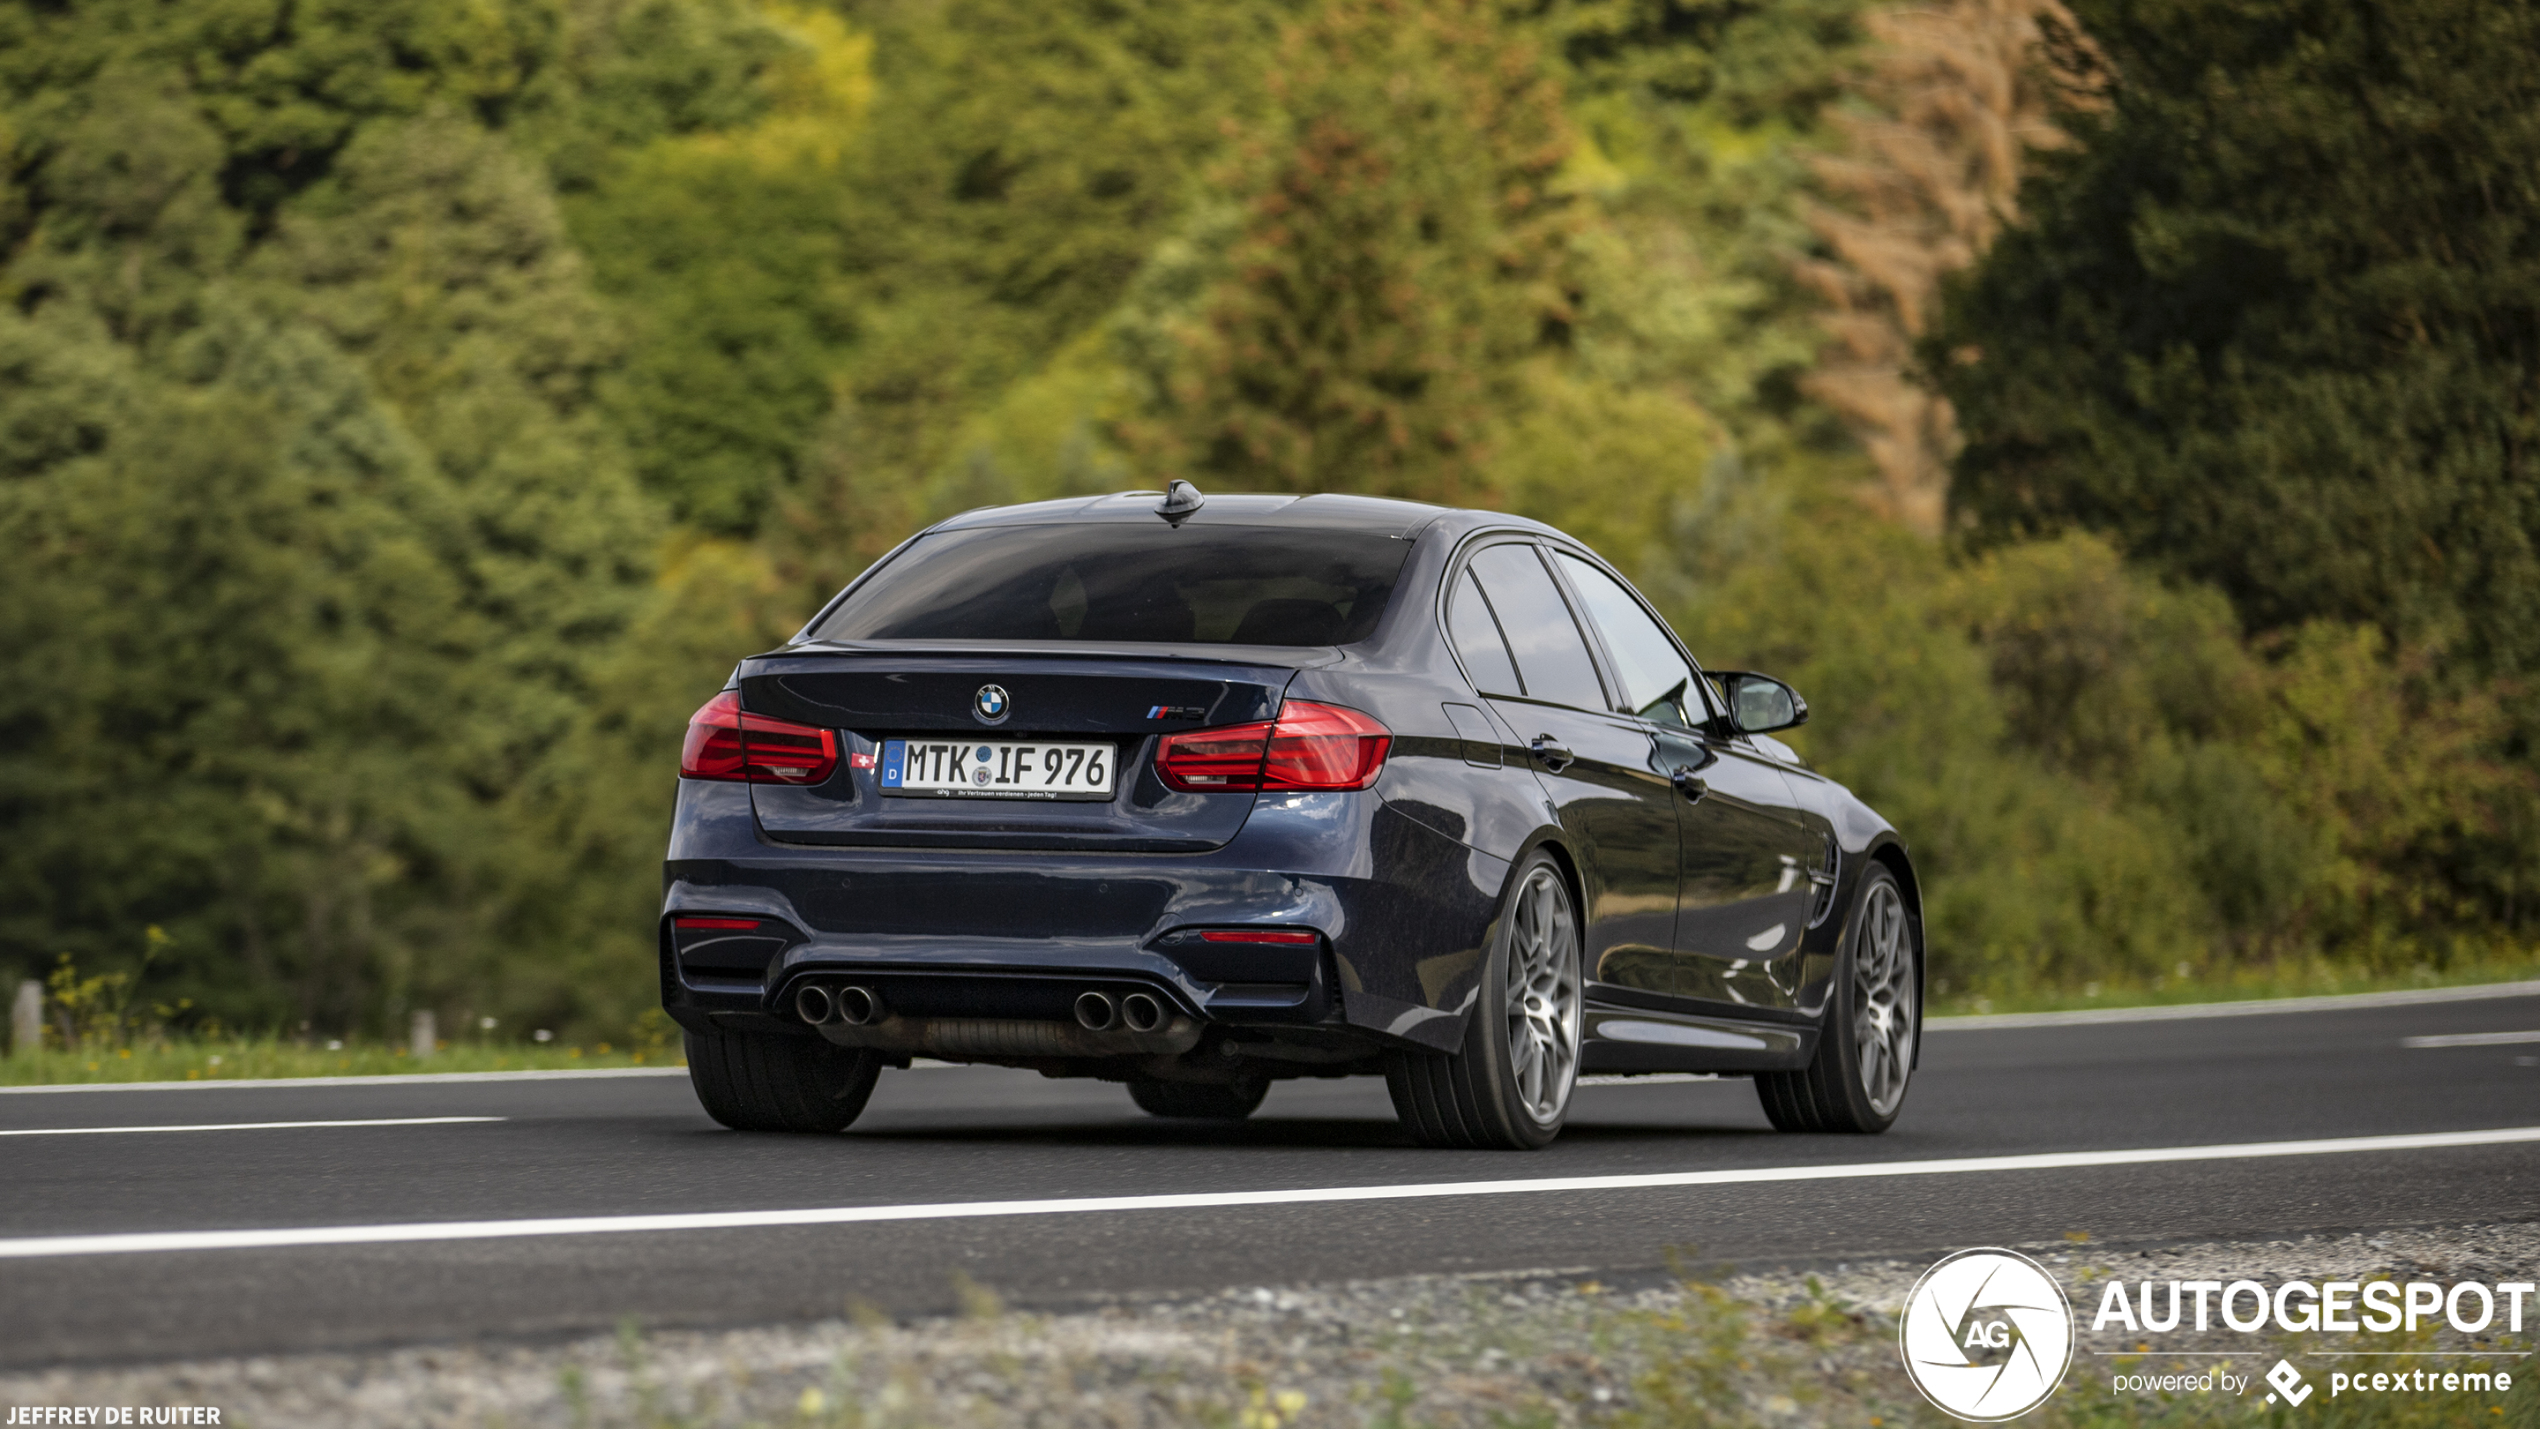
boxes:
[973,684,1011,725]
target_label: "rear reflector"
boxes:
[680,690,840,785]
[672,916,763,930]
[1155,700,1391,793]
[1198,929,1320,944]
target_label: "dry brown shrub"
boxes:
[1797,0,2104,536]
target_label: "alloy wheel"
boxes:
[1503,865,1584,1125]
[1851,878,1916,1117]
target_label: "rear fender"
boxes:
[1351,832,1564,1055]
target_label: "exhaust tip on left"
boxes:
[794,984,835,1025]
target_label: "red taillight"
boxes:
[1198,929,1320,944]
[672,916,762,930]
[1155,721,1274,789]
[1155,700,1391,793]
[679,690,840,785]
[1262,701,1393,789]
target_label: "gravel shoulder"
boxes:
[5,1223,2535,1427]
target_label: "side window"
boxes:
[1445,569,1523,696]
[1555,552,1700,728]
[1466,544,1605,709]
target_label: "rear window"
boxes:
[810,524,1414,646]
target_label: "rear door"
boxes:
[1457,542,1682,998]
[742,654,1298,852]
[1546,550,1825,1014]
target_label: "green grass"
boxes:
[7,953,2534,1086]
[0,1034,681,1086]
[1929,950,2540,1018]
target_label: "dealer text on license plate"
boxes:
[879,739,1116,800]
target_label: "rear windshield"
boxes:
[810,524,1414,646]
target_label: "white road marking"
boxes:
[0,1117,504,1138]
[1577,1073,1719,1086]
[0,1068,688,1095]
[1,1124,2532,1261]
[1931,979,2540,1030]
[2401,1030,2540,1049]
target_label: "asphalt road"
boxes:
[4,987,2537,1368]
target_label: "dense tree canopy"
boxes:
[1937,0,2540,678]
[0,0,2528,1042]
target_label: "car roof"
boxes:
[925,490,1568,543]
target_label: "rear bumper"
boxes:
[661,780,1508,1055]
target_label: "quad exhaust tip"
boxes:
[816,983,1160,1034]
[794,984,834,1026]
[837,985,884,1026]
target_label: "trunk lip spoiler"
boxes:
[751,640,1346,667]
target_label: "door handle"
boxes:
[1529,735,1575,773]
[1671,767,1709,803]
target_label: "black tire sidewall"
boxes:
[1460,851,1579,1148]
[685,1028,882,1133]
[1821,864,1914,1132]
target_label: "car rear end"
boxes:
[659,493,1500,1095]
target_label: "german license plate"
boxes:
[879,739,1117,800]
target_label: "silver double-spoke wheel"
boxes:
[1756,862,1917,1134]
[1504,865,1584,1125]
[1851,877,1916,1118]
[1385,850,1584,1149]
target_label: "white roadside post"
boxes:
[411,1009,436,1061]
[10,981,39,1057]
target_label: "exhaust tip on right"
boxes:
[1120,991,1166,1033]
[1073,991,1118,1031]
[837,986,883,1026]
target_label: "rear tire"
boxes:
[685,1028,882,1133]
[1385,852,1583,1150]
[1757,864,1917,1133]
[1127,1076,1268,1120]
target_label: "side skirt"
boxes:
[1580,999,1815,1074]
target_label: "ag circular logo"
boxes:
[972,684,1010,725]
[1899,1248,2074,1421]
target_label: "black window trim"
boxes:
[1452,565,1527,698]
[1438,533,1622,714]
[1535,539,1724,731]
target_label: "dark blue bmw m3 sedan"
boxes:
[663,484,1922,1148]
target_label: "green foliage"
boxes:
[563,3,871,531]
[1681,476,2529,991]
[1938,0,2540,681]
[41,928,168,1051]
[0,0,676,1038]
[762,0,1303,596]
[1132,0,1576,503]
[1935,0,2540,954]
[1537,0,1870,451]
[1,0,2531,1043]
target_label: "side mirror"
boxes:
[1713,671,1808,735]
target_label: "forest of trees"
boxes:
[0,0,2530,1041]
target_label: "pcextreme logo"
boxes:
[1900,1248,2076,1421]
